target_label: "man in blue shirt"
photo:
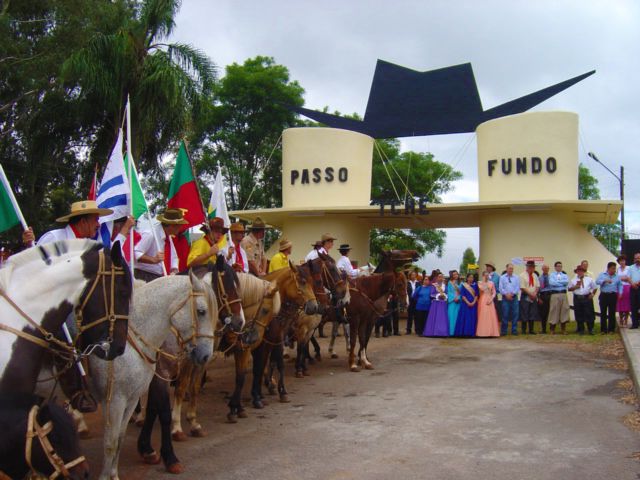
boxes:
[629,252,640,329]
[548,261,570,334]
[499,263,520,335]
[538,264,553,334]
[596,262,623,334]
[485,261,502,323]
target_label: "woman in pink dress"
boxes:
[476,270,500,337]
[617,254,631,327]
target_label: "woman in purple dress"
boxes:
[423,272,450,337]
[454,273,479,337]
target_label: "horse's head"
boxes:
[177,270,216,366]
[304,258,330,314]
[76,244,132,361]
[289,262,318,315]
[318,253,349,306]
[32,402,89,480]
[211,254,245,333]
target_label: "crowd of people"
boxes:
[402,257,640,338]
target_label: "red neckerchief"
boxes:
[69,224,82,238]
[234,241,244,270]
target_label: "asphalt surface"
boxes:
[81,330,640,480]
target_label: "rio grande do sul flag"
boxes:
[0,164,21,233]
[167,141,205,229]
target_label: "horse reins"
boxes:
[214,271,243,320]
[24,405,86,480]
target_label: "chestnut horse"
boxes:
[346,252,408,371]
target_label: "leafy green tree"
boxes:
[579,163,621,255]
[459,247,477,276]
[195,56,304,210]
[369,138,462,261]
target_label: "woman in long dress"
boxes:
[447,270,461,336]
[454,273,479,337]
[423,272,449,337]
[617,254,631,328]
[476,270,500,337]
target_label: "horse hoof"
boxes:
[172,431,188,442]
[190,427,207,437]
[252,400,264,409]
[142,451,161,465]
[315,354,322,361]
[364,364,374,370]
[279,394,290,403]
[237,410,248,419]
[227,413,238,423]
[295,371,304,378]
[166,462,185,474]
[331,353,339,359]
[350,366,361,372]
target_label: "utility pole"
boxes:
[588,152,625,253]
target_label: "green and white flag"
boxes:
[123,153,148,220]
[0,163,25,233]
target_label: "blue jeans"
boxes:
[501,297,519,334]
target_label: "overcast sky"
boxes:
[172,0,640,271]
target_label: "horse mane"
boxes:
[0,239,102,290]
[237,273,273,306]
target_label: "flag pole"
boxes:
[126,96,136,277]
[0,163,31,245]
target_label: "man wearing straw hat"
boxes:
[222,222,249,273]
[134,208,185,281]
[306,233,337,261]
[187,217,228,267]
[241,217,269,277]
[37,200,113,245]
[269,238,293,273]
[336,244,358,278]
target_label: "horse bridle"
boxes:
[25,405,86,480]
[168,286,216,349]
[73,249,129,351]
[213,270,243,323]
[320,260,344,296]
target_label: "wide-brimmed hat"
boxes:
[229,222,246,233]
[311,240,323,248]
[525,260,536,267]
[157,208,188,225]
[250,217,269,230]
[209,217,229,233]
[338,244,351,252]
[484,260,496,269]
[574,265,585,273]
[56,200,113,223]
[279,238,293,251]
[321,233,337,242]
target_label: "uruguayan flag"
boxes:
[97,129,131,246]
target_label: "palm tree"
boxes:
[63,0,216,175]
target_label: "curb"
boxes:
[620,328,640,396]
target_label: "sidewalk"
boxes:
[620,327,640,396]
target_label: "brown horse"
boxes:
[251,263,318,408]
[346,252,408,371]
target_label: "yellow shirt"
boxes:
[268,251,289,273]
[187,236,225,267]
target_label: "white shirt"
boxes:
[336,255,358,278]
[37,224,77,245]
[305,247,328,262]
[221,243,249,273]
[618,266,631,285]
[569,275,597,296]
[134,224,177,275]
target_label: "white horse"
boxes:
[0,239,131,396]
[87,272,217,480]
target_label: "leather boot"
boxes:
[560,322,567,335]
[550,324,556,335]
[528,320,536,334]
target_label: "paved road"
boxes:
[82,334,639,479]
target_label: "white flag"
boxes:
[207,168,230,227]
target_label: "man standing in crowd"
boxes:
[269,238,293,273]
[187,217,227,268]
[134,208,185,281]
[406,270,419,334]
[336,244,358,278]
[241,217,268,276]
[581,259,594,278]
[568,264,597,335]
[519,260,539,334]
[485,261,501,322]
[537,264,552,334]
[596,262,623,334]
[629,252,640,329]
[37,200,112,245]
[223,222,249,273]
[548,261,570,334]
[499,263,520,336]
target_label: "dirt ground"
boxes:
[80,326,640,480]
